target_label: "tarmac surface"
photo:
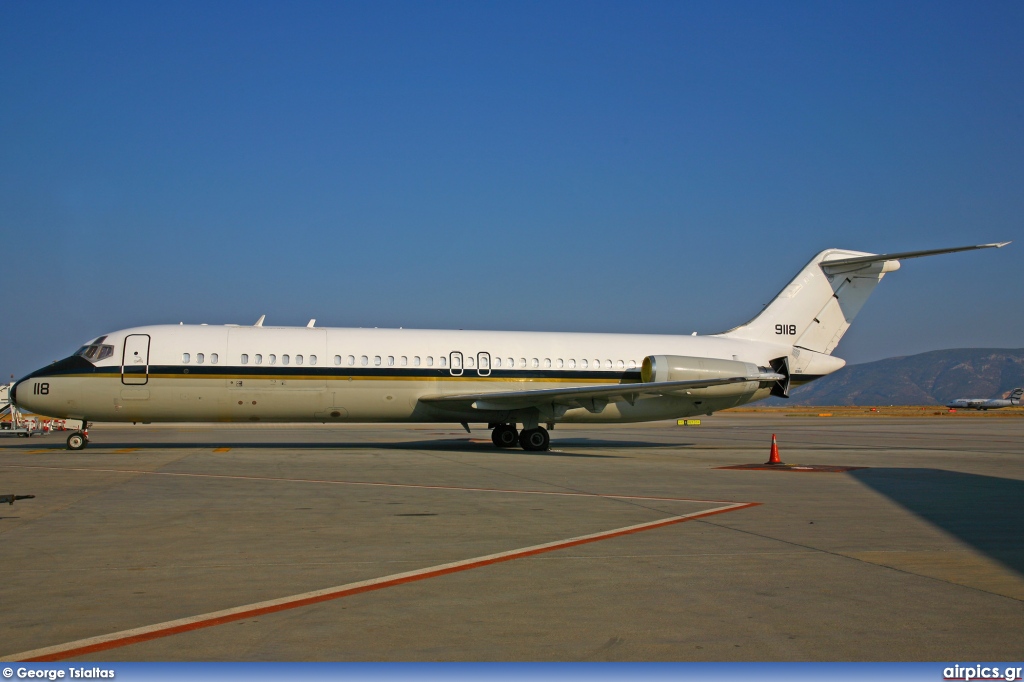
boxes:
[1,415,1022,661]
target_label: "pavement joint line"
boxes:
[0,464,742,504]
[2,501,758,662]
[693,518,1024,604]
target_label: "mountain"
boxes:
[768,348,1024,406]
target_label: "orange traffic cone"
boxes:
[765,433,782,465]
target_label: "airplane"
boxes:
[11,242,1010,452]
[946,388,1022,410]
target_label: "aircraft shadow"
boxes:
[849,468,1024,577]
[12,439,622,458]
[548,438,691,449]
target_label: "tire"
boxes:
[491,425,519,448]
[67,433,87,451]
[519,427,550,452]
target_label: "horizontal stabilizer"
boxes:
[821,242,1010,273]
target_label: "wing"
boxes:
[419,372,785,414]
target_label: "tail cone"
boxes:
[765,433,782,465]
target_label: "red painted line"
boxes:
[0,464,740,503]
[3,502,758,662]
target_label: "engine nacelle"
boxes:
[641,355,760,385]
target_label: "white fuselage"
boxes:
[12,323,837,426]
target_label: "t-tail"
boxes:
[1011,388,1023,406]
[717,242,1011,373]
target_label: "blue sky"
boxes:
[2,1,1022,380]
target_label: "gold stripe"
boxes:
[54,373,629,385]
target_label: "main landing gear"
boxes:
[489,424,550,451]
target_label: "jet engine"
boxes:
[641,355,760,384]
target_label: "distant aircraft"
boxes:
[946,388,1022,410]
[11,242,1010,451]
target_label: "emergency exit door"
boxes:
[122,334,151,385]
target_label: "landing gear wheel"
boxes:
[491,424,519,448]
[67,432,88,451]
[519,427,550,452]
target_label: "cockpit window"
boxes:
[76,344,115,363]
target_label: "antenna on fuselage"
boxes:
[254,315,265,327]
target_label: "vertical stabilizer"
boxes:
[718,249,899,356]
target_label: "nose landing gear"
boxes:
[67,429,89,451]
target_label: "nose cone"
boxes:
[10,375,40,413]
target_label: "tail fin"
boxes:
[719,249,899,355]
[719,242,1010,356]
[1011,388,1023,406]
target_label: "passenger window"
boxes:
[296,355,303,365]
[196,353,205,364]
[334,355,342,366]
[568,359,576,368]
[413,356,421,366]
[269,354,277,365]
[427,356,433,366]
[519,358,526,368]
[182,353,190,363]
[593,359,600,370]
[282,355,290,365]
[387,356,394,366]
[616,360,624,369]
[543,358,551,368]
[466,356,474,368]
[374,356,381,366]
[604,360,611,369]
[628,360,636,369]
[310,355,317,365]
[532,358,539,368]
[581,359,588,369]
[507,357,514,368]
[360,355,368,366]
[557,358,564,369]
[440,356,447,367]
[211,353,219,364]
[240,354,248,364]
[255,354,263,365]
[494,357,502,368]
[347,355,355,366]
[400,356,408,366]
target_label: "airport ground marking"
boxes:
[0,463,742,504]
[1,501,758,662]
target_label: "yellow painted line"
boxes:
[26,449,53,454]
[115,448,139,453]
[212,447,230,452]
